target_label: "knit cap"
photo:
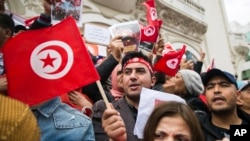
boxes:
[178,69,204,96]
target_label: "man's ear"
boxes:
[151,76,156,87]
[236,90,243,106]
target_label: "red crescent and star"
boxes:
[40,53,57,68]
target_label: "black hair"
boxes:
[0,13,15,36]
[121,51,152,70]
[154,71,166,84]
[14,25,27,33]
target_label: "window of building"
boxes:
[245,51,250,61]
[242,69,250,80]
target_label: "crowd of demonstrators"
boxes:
[143,101,204,141]
[2,0,250,141]
[197,68,248,141]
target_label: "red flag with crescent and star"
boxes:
[140,0,162,43]
[3,17,100,106]
[154,44,186,76]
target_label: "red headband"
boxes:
[123,57,153,74]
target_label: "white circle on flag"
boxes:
[144,25,155,36]
[30,40,73,79]
[150,8,158,20]
[166,59,178,69]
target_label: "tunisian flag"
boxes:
[140,0,162,43]
[154,45,186,76]
[3,17,100,106]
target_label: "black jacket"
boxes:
[196,113,227,141]
[184,94,209,113]
[237,108,250,123]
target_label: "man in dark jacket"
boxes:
[197,68,248,141]
[92,51,156,141]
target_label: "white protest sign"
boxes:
[84,23,110,45]
[134,87,186,139]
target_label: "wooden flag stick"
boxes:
[96,80,111,109]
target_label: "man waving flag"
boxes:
[3,17,100,106]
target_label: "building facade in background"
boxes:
[4,0,250,80]
[229,22,250,80]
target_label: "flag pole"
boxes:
[96,80,111,109]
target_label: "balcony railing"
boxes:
[229,32,250,56]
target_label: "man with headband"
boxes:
[92,51,156,141]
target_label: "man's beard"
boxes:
[210,105,235,116]
[126,93,140,103]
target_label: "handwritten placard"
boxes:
[84,23,110,45]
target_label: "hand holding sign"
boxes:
[109,21,141,56]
